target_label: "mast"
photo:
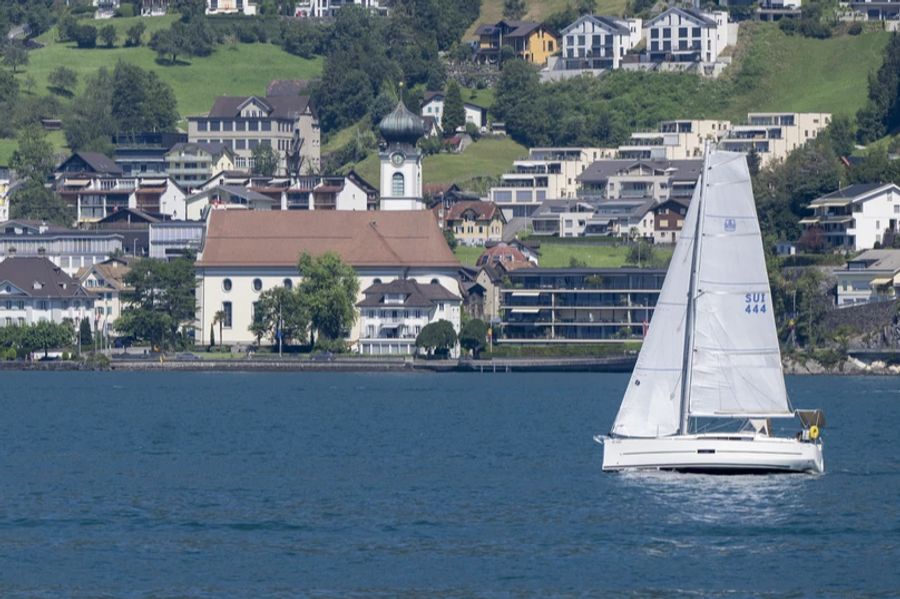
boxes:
[677,144,710,435]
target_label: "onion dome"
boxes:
[378,100,425,145]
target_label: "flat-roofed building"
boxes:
[834,249,900,306]
[719,112,831,166]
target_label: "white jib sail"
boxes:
[688,151,792,418]
[610,179,702,437]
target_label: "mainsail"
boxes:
[687,152,791,417]
[610,179,701,437]
[610,150,791,439]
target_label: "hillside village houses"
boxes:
[165,142,235,190]
[205,0,257,15]
[618,119,732,160]
[0,257,95,328]
[719,112,832,166]
[0,220,126,276]
[473,20,559,66]
[801,183,900,251]
[187,93,320,176]
[833,249,900,307]
[76,257,132,338]
[420,92,488,134]
[293,0,385,18]
[555,15,643,73]
[439,200,506,246]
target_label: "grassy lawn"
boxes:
[454,245,485,266]
[720,24,890,119]
[0,130,67,165]
[21,20,322,118]
[352,136,527,193]
[466,0,627,38]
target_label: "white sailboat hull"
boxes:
[600,434,824,474]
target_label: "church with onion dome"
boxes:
[378,99,426,211]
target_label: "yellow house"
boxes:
[446,200,506,246]
[474,20,559,66]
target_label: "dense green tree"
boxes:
[249,286,309,348]
[20,321,74,357]
[251,143,279,176]
[297,252,359,346]
[0,68,18,104]
[149,19,214,64]
[47,65,78,96]
[116,258,197,350]
[99,23,117,48]
[111,61,178,134]
[64,68,115,154]
[503,0,527,20]
[10,126,54,182]
[415,320,457,357]
[459,318,487,357]
[827,114,856,157]
[10,181,72,225]
[73,24,98,48]
[125,21,146,47]
[746,146,762,177]
[576,0,597,14]
[79,317,93,348]
[2,42,28,73]
[441,80,466,135]
[173,0,206,22]
[857,33,900,143]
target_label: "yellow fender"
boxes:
[808,425,819,440]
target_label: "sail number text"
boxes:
[745,292,767,314]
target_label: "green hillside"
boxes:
[351,137,527,191]
[465,0,629,38]
[718,23,890,119]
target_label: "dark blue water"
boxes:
[0,372,898,597]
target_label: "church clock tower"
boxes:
[378,99,425,211]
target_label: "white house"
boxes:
[206,0,257,15]
[802,183,900,251]
[0,257,94,328]
[357,279,462,356]
[56,174,187,223]
[834,249,900,306]
[293,0,383,17]
[194,210,460,347]
[75,257,132,337]
[0,220,125,276]
[420,91,489,132]
[559,15,642,71]
[644,7,729,64]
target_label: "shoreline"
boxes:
[1,354,898,374]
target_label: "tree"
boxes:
[297,252,359,346]
[48,66,78,96]
[110,61,178,134]
[746,146,761,177]
[100,24,117,48]
[856,32,900,143]
[251,143,279,176]
[21,321,74,358]
[64,67,116,154]
[503,0,527,20]
[2,42,28,73]
[73,24,98,49]
[441,80,466,135]
[827,114,856,157]
[126,21,146,47]
[10,182,73,225]
[459,318,487,357]
[116,258,197,350]
[415,319,457,357]
[150,19,214,64]
[249,286,309,350]
[576,0,597,14]
[79,317,93,348]
[212,309,226,348]
[10,126,55,183]
[443,228,458,250]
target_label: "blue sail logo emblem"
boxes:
[724,218,736,232]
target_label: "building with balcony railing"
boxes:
[56,175,187,223]
[0,220,124,276]
[558,15,643,71]
[645,8,730,64]
[618,119,732,159]
[801,183,900,251]
[719,112,831,166]
[498,268,665,343]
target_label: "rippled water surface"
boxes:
[0,372,898,596]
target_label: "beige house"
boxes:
[719,112,831,166]
[165,142,236,190]
[834,250,900,306]
[443,201,505,246]
[76,257,132,337]
[195,210,461,347]
[187,95,320,176]
[618,119,732,160]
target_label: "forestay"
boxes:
[688,151,792,418]
[610,181,702,437]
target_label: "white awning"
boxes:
[510,308,541,314]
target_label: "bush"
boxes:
[848,22,863,35]
[73,24,98,48]
[313,337,348,353]
[116,3,135,17]
[3,348,17,361]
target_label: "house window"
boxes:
[236,121,246,131]
[235,140,246,150]
[692,27,701,37]
[198,121,208,132]
[283,278,293,289]
[38,300,49,310]
[222,302,232,328]
[261,121,271,131]
[392,173,405,197]
[249,121,259,131]
[210,121,221,131]
[662,28,671,38]
[679,27,687,37]
[253,278,263,292]
[223,278,232,291]
[651,29,659,39]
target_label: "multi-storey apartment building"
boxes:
[801,183,900,251]
[113,132,188,176]
[165,142,235,190]
[293,0,383,18]
[56,175,187,223]
[498,268,665,343]
[187,95,320,176]
[719,112,831,165]
[559,15,642,71]
[645,7,730,64]
[617,119,732,160]
[206,0,256,15]
[0,220,125,276]
[490,147,616,219]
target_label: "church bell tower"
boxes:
[378,99,425,211]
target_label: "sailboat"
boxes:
[596,149,825,474]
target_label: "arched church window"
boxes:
[392,172,405,197]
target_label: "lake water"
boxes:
[0,372,897,597]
